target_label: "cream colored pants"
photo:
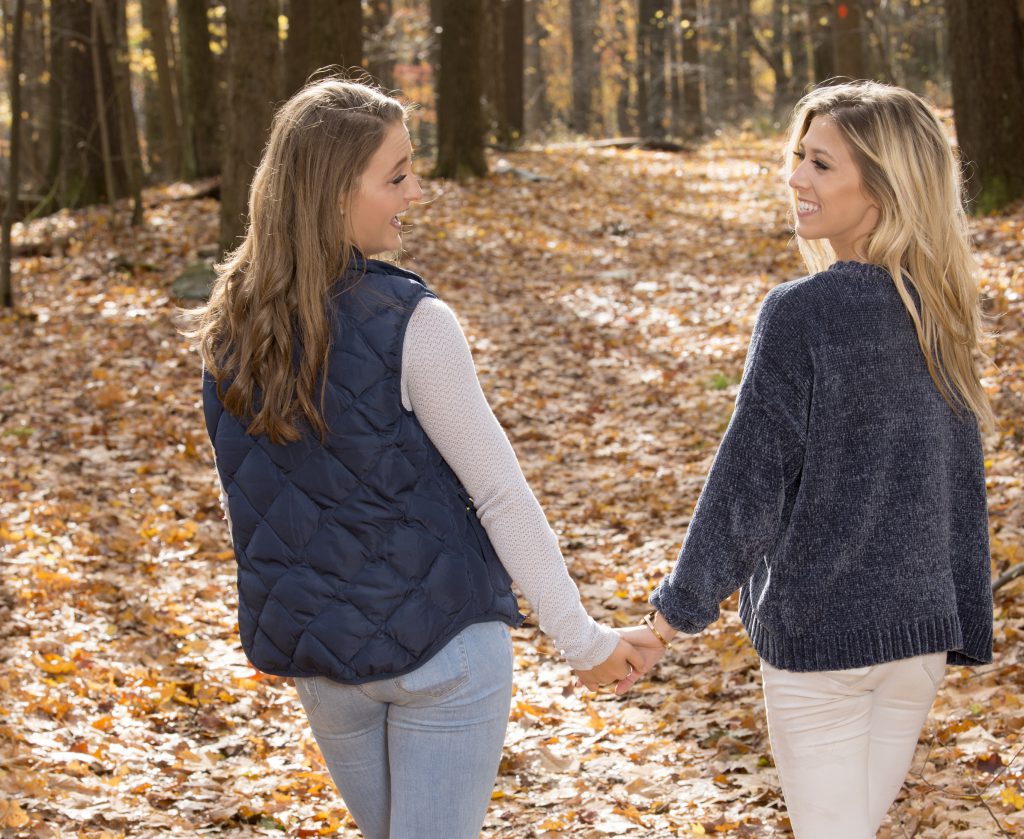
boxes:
[761,653,945,838]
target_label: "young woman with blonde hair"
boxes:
[189,77,643,839]
[612,81,994,836]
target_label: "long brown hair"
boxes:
[785,81,994,430]
[185,78,408,444]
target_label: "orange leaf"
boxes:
[514,700,549,717]
[612,804,647,826]
[0,800,29,828]
[34,654,76,675]
[92,383,126,409]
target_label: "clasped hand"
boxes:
[573,625,668,695]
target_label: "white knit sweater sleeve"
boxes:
[401,296,619,670]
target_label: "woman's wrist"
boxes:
[643,610,678,648]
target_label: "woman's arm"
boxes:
[650,285,812,634]
[401,296,619,671]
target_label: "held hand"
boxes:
[611,625,667,695]
[574,637,648,692]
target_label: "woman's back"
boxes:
[204,260,521,682]
[657,259,990,671]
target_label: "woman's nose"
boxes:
[407,175,424,202]
[788,163,807,190]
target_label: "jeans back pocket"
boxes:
[396,631,470,700]
[294,676,322,717]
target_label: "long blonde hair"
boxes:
[784,80,993,430]
[186,78,408,444]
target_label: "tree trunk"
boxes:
[864,0,895,83]
[788,1,810,101]
[649,0,670,136]
[178,0,220,178]
[2,0,26,308]
[284,0,363,98]
[735,0,754,112]
[433,0,487,179]
[500,0,524,145]
[637,0,668,136]
[220,0,280,254]
[898,1,947,90]
[482,1,504,141]
[832,0,866,79]
[742,0,795,116]
[669,2,682,137]
[636,0,649,132]
[808,0,834,82]
[570,0,598,134]
[366,0,394,88]
[613,0,632,135]
[927,5,947,86]
[141,35,163,176]
[17,0,48,197]
[897,1,922,87]
[57,0,111,206]
[704,0,731,123]
[96,0,143,223]
[679,0,702,138]
[423,0,443,151]
[89,1,117,202]
[524,0,548,135]
[43,0,66,216]
[948,0,1024,213]
[771,1,790,111]
[140,0,181,177]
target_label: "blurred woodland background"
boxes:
[0,0,1023,289]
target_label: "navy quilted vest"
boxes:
[203,259,523,684]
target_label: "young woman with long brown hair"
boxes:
[189,77,644,839]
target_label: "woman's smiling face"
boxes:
[788,115,880,262]
[347,121,423,256]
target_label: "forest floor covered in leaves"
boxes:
[1,133,1023,838]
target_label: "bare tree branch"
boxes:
[993,561,1024,592]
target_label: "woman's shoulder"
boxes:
[364,257,426,284]
[338,258,435,309]
[761,262,892,324]
[753,263,894,355]
[769,261,890,304]
[360,258,430,294]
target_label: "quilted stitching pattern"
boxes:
[205,261,521,684]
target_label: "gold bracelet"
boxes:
[643,611,671,648]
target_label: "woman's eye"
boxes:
[794,150,827,171]
[391,174,407,185]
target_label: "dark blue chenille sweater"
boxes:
[650,261,993,672]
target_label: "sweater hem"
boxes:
[739,599,978,672]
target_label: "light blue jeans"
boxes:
[293,621,513,839]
